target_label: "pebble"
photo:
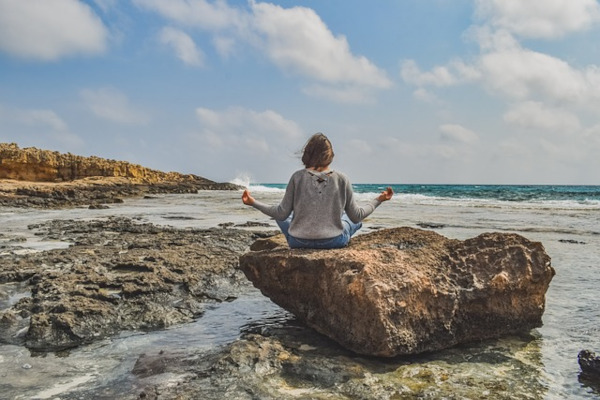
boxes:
[22,363,32,369]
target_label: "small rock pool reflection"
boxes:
[0,289,291,399]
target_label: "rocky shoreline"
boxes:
[0,143,241,208]
[0,217,273,351]
[1,214,598,398]
[0,210,552,399]
[0,177,240,209]
[0,214,565,400]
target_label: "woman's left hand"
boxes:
[242,189,255,205]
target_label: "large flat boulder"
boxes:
[239,227,555,357]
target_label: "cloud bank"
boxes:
[134,0,391,103]
[401,0,600,146]
[0,0,108,61]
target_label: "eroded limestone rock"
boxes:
[239,227,555,357]
[579,350,600,381]
[0,142,208,183]
[0,217,272,350]
[0,143,240,208]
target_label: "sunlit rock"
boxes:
[0,143,239,207]
[240,227,555,357]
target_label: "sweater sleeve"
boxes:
[343,178,382,223]
[251,175,295,221]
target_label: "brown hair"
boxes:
[301,133,334,169]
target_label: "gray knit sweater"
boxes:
[251,169,381,240]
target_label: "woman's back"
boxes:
[241,132,393,248]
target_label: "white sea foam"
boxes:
[229,174,285,193]
[383,193,600,211]
[229,173,253,188]
[248,184,285,193]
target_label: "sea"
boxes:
[1,183,599,399]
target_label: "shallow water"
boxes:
[1,189,599,398]
[0,289,289,399]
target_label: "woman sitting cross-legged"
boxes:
[241,132,393,249]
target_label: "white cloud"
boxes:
[0,0,108,61]
[477,43,600,104]
[195,106,303,154]
[189,106,306,180]
[81,87,150,125]
[212,35,236,57]
[0,105,84,148]
[401,0,600,134]
[504,101,581,133]
[133,0,244,30]
[401,60,458,87]
[249,2,391,88]
[412,88,440,104]
[93,0,117,13]
[159,27,204,66]
[439,124,479,144]
[0,105,67,132]
[135,0,391,96]
[474,0,600,39]
[302,85,375,104]
[434,144,462,160]
[407,36,600,106]
[401,59,480,87]
[18,109,69,132]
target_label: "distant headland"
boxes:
[0,143,240,208]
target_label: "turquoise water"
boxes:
[259,183,600,204]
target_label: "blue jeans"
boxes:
[276,213,362,249]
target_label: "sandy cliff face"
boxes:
[0,142,211,184]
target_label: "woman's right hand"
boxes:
[242,189,255,205]
[377,187,394,202]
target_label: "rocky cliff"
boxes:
[240,227,555,357]
[0,142,210,184]
[0,143,240,207]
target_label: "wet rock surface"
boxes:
[240,227,555,357]
[0,217,273,350]
[0,176,240,208]
[0,217,573,400]
[579,349,600,391]
[127,318,547,400]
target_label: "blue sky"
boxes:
[1,0,600,184]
